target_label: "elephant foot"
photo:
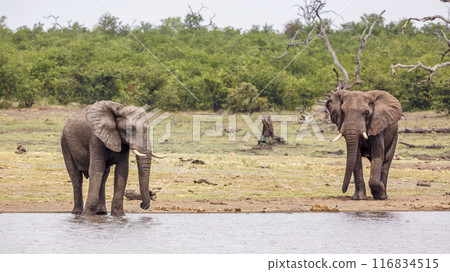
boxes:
[373,192,388,200]
[96,205,107,215]
[111,210,125,217]
[369,182,387,200]
[81,208,97,216]
[96,209,107,215]
[351,191,368,200]
[71,208,83,215]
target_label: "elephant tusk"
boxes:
[331,133,342,142]
[151,152,167,159]
[362,132,369,140]
[133,149,147,157]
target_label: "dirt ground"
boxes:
[1,194,449,213]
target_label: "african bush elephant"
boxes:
[326,90,402,200]
[61,101,165,216]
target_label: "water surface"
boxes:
[0,212,448,253]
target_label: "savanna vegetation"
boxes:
[0,6,449,112]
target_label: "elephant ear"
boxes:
[86,101,124,152]
[367,91,403,136]
[326,90,347,131]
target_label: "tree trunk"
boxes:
[258,116,285,145]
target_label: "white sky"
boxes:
[0,0,448,31]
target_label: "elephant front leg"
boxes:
[96,167,110,215]
[111,160,129,216]
[368,135,387,200]
[83,171,104,215]
[351,148,367,200]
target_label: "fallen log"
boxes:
[124,190,157,201]
[399,142,445,149]
[194,179,217,186]
[399,128,450,134]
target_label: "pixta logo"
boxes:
[125,105,171,152]
[192,113,325,142]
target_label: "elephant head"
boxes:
[85,101,164,210]
[326,90,402,193]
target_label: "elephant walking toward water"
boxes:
[326,90,402,200]
[61,101,165,216]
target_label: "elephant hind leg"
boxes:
[380,133,398,199]
[96,167,110,215]
[61,136,84,214]
[71,172,84,214]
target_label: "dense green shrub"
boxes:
[227,82,269,113]
[0,13,448,111]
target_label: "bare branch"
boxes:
[44,15,62,29]
[310,0,351,88]
[391,61,450,84]
[346,10,385,90]
[333,68,340,90]
[208,13,216,27]
[278,0,382,91]
[295,0,322,25]
[401,15,450,35]
[438,30,450,60]
[275,25,320,59]
[395,14,450,84]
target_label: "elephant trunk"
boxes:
[136,154,152,210]
[342,129,359,193]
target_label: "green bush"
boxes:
[227,82,269,113]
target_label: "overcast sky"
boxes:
[0,0,448,31]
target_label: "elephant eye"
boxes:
[364,110,370,116]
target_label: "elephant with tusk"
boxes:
[326,90,402,200]
[61,101,166,216]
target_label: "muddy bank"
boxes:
[1,194,449,213]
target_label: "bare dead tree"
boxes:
[295,0,322,25]
[276,25,320,59]
[277,0,385,91]
[44,15,62,29]
[391,14,450,84]
[186,4,215,28]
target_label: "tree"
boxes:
[183,4,215,29]
[391,15,450,84]
[95,13,121,35]
[277,0,385,91]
